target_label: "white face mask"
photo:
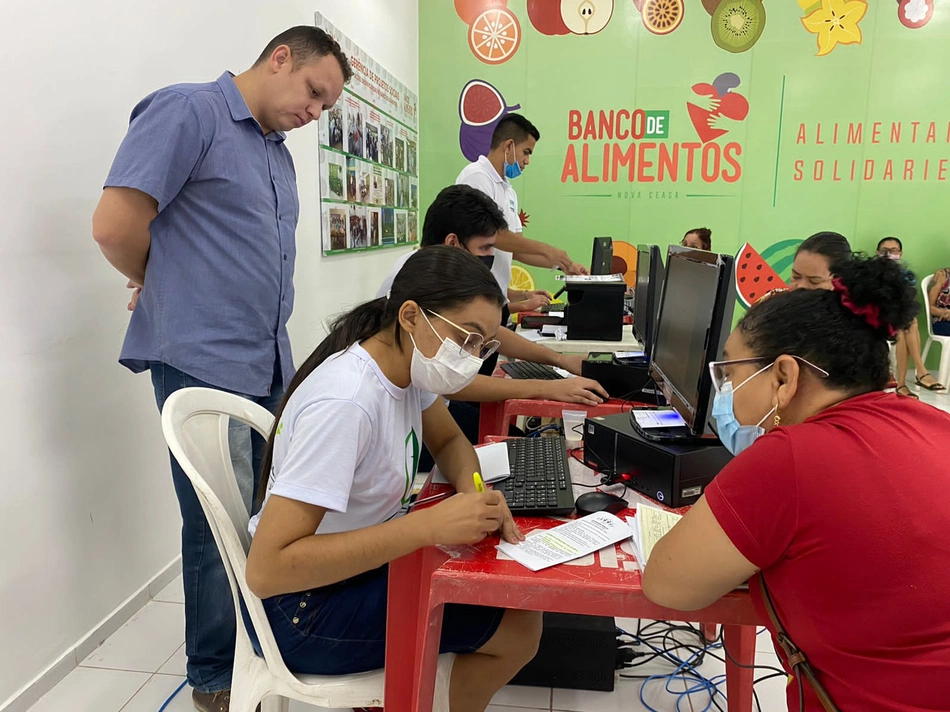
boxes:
[409,312,483,395]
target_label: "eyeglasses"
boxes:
[708,356,829,393]
[878,248,902,257]
[426,310,501,360]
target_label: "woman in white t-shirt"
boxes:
[245,246,541,711]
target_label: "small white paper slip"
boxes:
[497,511,633,572]
[615,351,645,359]
[632,409,687,429]
[430,442,510,485]
[547,310,565,318]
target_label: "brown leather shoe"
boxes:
[192,689,230,712]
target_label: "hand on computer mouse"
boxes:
[538,377,608,406]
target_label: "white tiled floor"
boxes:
[26,383,947,712]
[26,583,787,712]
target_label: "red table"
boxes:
[384,460,763,712]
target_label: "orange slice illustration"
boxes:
[469,7,522,65]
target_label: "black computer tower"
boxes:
[565,282,625,341]
[510,613,617,692]
[581,355,653,400]
[583,412,732,507]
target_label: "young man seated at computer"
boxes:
[377,186,608,445]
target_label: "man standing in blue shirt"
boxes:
[92,27,350,712]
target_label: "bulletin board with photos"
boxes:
[316,13,419,256]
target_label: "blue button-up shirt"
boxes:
[106,72,297,396]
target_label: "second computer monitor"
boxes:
[633,244,665,358]
[590,237,613,275]
[649,245,736,436]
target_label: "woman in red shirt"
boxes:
[643,254,950,711]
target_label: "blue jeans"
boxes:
[246,566,504,675]
[150,362,284,693]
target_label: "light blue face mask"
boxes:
[504,144,523,180]
[711,363,776,456]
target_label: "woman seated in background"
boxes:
[877,237,944,394]
[929,265,950,336]
[642,254,950,712]
[788,231,851,291]
[245,247,541,712]
[681,227,711,251]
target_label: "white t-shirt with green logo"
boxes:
[248,342,437,537]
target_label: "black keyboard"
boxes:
[495,437,576,516]
[501,361,564,381]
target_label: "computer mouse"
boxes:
[574,491,629,517]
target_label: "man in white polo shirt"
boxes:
[456,113,588,314]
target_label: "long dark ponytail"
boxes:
[257,245,505,504]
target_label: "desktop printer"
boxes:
[582,412,732,507]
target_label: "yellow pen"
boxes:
[473,471,485,493]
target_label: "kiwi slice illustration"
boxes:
[702,0,722,15]
[711,0,765,53]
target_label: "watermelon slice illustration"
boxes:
[458,79,521,162]
[735,242,788,308]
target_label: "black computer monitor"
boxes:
[633,244,665,358]
[590,237,613,275]
[649,246,736,436]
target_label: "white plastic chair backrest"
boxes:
[922,274,935,334]
[161,388,297,682]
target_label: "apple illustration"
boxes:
[561,0,615,34]
[527,0,614,35]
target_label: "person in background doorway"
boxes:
[92,27,350,712]
[929,265,950,336]
[456,114,589,315]
[681,227,712,251]
[246,247,542,712]
[877,237,944,394]
[642,254,950,712]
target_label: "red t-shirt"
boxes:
[705,391,950,711]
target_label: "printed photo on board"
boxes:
[381,207,395,245]
[395,209,407,244]
[327,105,344,152]
[328,207,347,251]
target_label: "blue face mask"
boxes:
[504,145,523,180]
[711,364,776,456]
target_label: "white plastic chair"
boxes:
[161,387,455,712]
[920,274,950,389]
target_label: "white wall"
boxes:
[0,0,417,705]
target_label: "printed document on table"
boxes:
[636,503,683,564]
[497,511,633,572]
[431,442,510,485]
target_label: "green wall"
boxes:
[420,0,950,314]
